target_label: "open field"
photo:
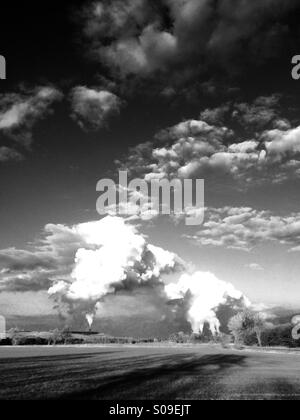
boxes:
[0,345,300,400]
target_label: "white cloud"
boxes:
[70,86,123,131]
[49,216,181,302]
[0,217,182,322]
[0,86,63,147]
[200,95,283,129]
[246,263,264,272]
[119,95,300,186]
[186,207,300,251]
[122,118,262,181]
[265,126,300,156]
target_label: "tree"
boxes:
[169,332,190,344]
[253,314,265,347]
[228,310,266,347]
[61,327,72,345]
[8,328,21,346]
[48,329,62,346]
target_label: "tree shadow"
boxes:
[1,348,299,400]
[57,353,247,400]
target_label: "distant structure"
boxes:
[0,55,6,80]
[0,316,6,340]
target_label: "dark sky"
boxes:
[0,1,197,247]
[1,0,300,247]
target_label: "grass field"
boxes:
[0,345,300,400]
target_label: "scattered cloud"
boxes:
[0,272,53,293]
[70,86,123,131]
[185,207,300,252]
[0,222,85,293]
[200,95,287,130]
[0,248,56,272]
[246,263,264,272]
[118,96,300,186]
[0,86,63,147]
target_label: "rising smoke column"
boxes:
[48,216,250,334]
[165,272,251,335]
[48,216,182,329]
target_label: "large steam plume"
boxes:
[48,216,182,329]
[165,272,251,335]
[48,216,250,335]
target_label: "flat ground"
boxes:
[0,345,300,400]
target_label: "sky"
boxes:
[1,0,300,334]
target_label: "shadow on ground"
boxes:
[0,350,246,400]
[1,348,300,400]
[59,353,247,400]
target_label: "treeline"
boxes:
[168,310,300,349]
[168,325,300,348]
[246,324,300,348]
[0,328,80,346]
[1,310,299,348]
[0,328,160,347]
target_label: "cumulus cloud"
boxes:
[0,216,183,327]
[48,217,182,326]
[70,86,123,131]
[0,86,63,147]
[120,118,263,182]
[79,0,299,92]
[49,216,180,300]
[265,126,300,156]
[81,0,178,77]
[200,95,285,130]
[121,119,235,179]
[186,207,300,251]
[119,95,300,186]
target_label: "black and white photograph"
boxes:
[1,0,300,404]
